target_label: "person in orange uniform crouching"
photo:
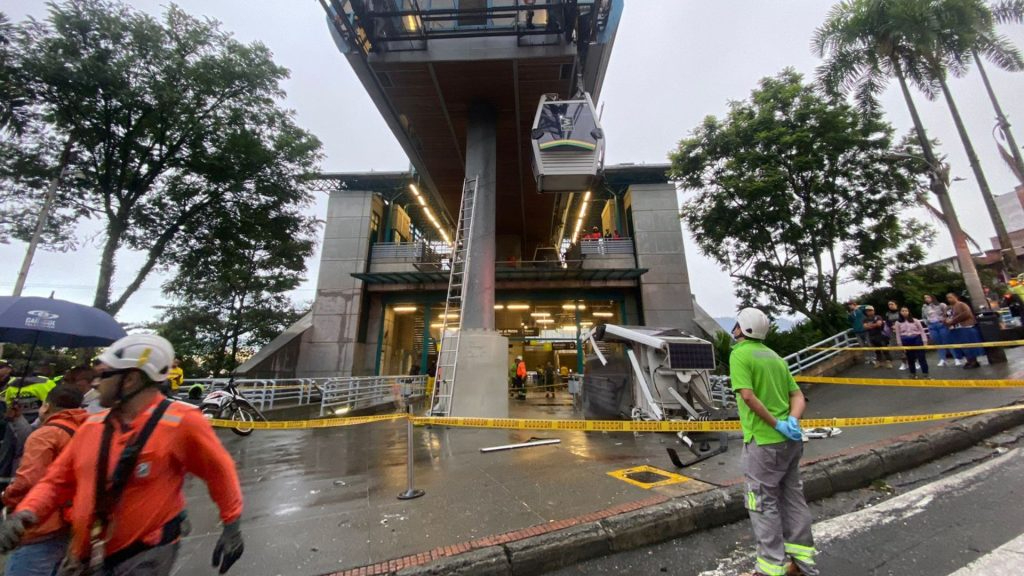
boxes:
[0,334,245,576]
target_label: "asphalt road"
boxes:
[551,426,1024,576]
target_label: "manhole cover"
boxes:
[607,465,690,490]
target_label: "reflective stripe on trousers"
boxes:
[743,439,819,576]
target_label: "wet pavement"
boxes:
[171,349,1024,576]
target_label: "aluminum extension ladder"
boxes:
[430,176,479,416]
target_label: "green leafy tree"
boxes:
[670,70,932,323]
[0,0,321,314]
[156,199,317,375]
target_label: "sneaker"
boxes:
[964,361,981,370]
[920,374,930,379]
[954,358,964,366]
[910,373,918,379]
[885,361,894,369]
[898,362,907,370]
[937,359,946,367]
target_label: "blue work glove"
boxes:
[774,419,802,442]
[787,416,803,436]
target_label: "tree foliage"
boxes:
[0,0,322,315]
[155,198,316,375]
[670,70,933,321]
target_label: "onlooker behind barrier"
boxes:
[895,307,930,379]
[945,292,982,369]
[2,385,87,576]
[0,361,13,387]
[0,381,34,490]
[846,300,874,364]
[921,295,952,367]
[166,358,184,397]
[884,301,906,370]
[863,305,892,368]
[62,365,102,414]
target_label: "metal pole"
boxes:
[397,404,425,500]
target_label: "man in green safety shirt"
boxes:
[730,308,817,576]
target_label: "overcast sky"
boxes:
[4,0,1024,324]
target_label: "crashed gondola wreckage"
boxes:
[580,324,739,468]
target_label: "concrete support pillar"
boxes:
[462,102,497,331]
[449,102,507,418]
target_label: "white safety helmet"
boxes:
[515,355,523,361]
[735,308,770,340]
[97,333,175,383]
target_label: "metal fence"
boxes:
[370,242,441,262]
[783,329,857,375]
[181,374,426,415]
[319,375,427,417]
[579,238,634,255]
[178,378,322,412]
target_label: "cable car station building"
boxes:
[241,1,707,416]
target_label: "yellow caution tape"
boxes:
[206,405,1024,432]
[411,404,1024,432]
[801,405,1024,429]
[795,376,1024,388]
[811,339,1024,352]
[209,413,406,430]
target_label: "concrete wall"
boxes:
[629,183,696,334]
[295,190,374,377]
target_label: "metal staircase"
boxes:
[430,176,479,416]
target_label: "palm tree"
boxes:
[915,0,1022,272]
[986,0,1024,183]
[814,0,988,308]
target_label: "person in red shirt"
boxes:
[0,334,245,575]
[2,385,87,576]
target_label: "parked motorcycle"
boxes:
[200,378,266,436]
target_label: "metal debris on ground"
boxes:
[480,439,561,453]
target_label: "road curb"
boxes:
[335,403,1024,576]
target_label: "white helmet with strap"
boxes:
[97,334,175,383]
[735,307,771,340]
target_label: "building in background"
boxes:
[239,1,711,414]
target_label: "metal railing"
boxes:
[370,241,441,262]
[579,238,634,255]
[320,375,427,417]
[181,375,426,415]
[783,329,857,375]
[179,378,322,412]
